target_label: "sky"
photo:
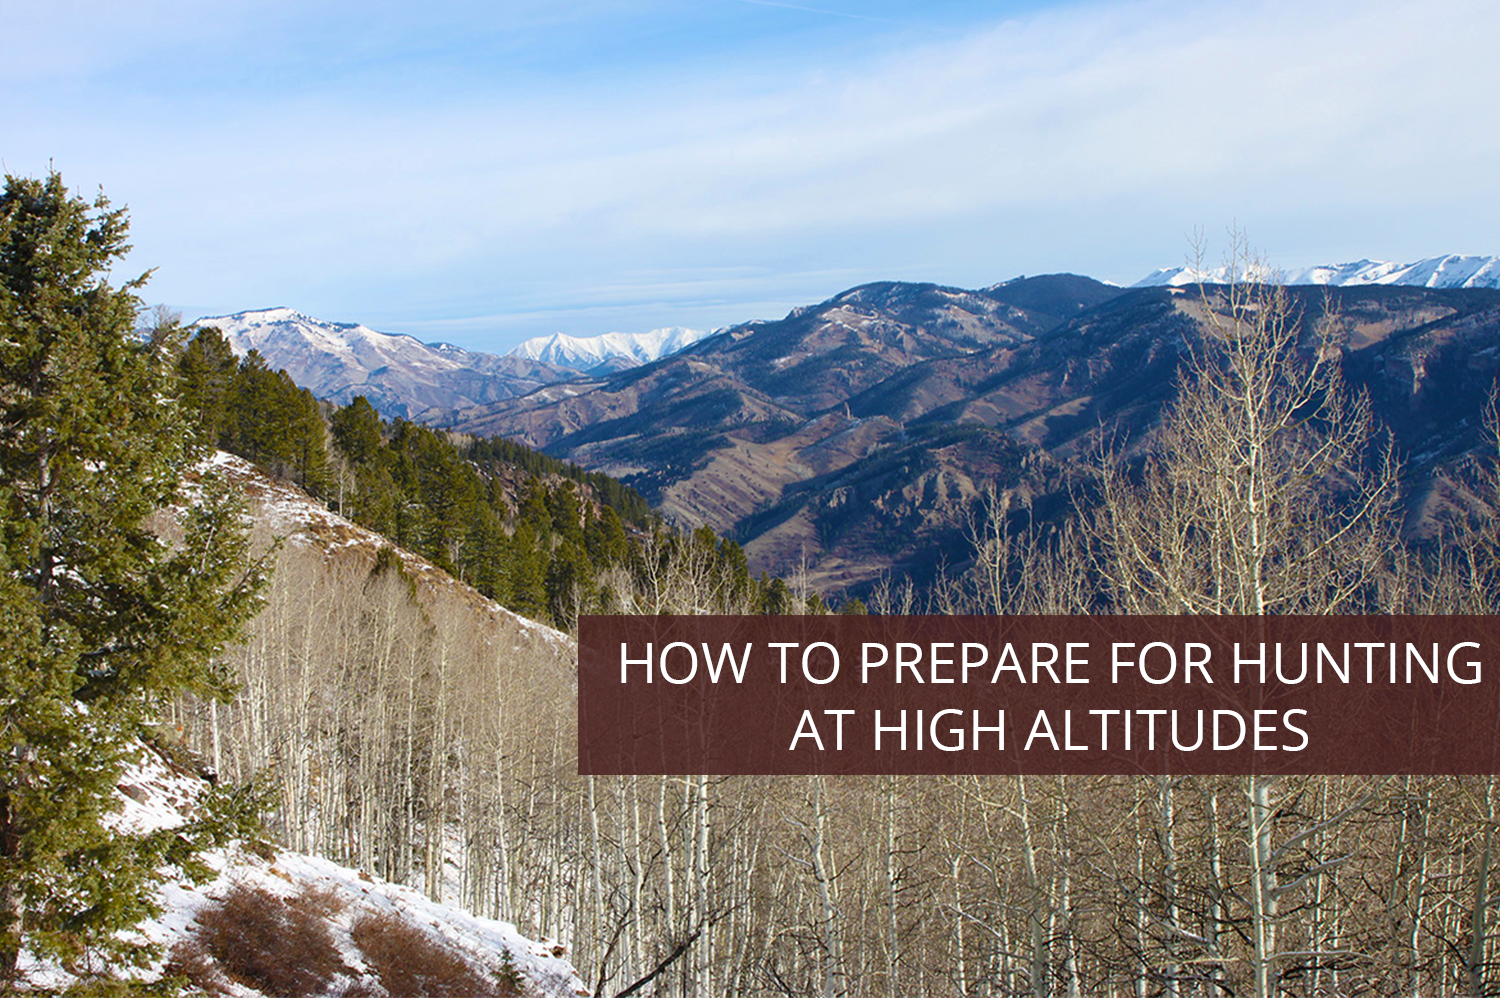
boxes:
[5,0,1499,352]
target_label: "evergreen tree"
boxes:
[584,505,628,567]
[224,349,283,465]
[507,522,548,619]
[0,173,266,976]
[548,481,584,546]
[331,395,384,466]
[288,384,331,495]
[177,325,238,446]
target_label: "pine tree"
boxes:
[0,172,266,977]
[331,395,384,466]
[178,325,238,446]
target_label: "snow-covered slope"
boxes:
[19,743,585,996]
[15,452,580,993]
[197,308,574,420]
[509,327,712,373]
[1135,254,1500,289]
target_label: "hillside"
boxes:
[161,452,849,996]
[178,438,1500,998]
[450,279,1500,593]
[17,739,585,996]
[450,275,1122,591]
[190,269,1500,598]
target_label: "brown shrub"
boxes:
[162,939,232,995]
[192,882,352,997]
[351,911,519,998]
[299,882,349,919]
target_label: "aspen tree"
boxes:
[1093,238,1398,998]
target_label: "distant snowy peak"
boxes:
[193,308,574,420]
[1133,264,1277,288]
[510,326,711,372]
[197,307,450,369]
[1135,254,1500,290]
[1290,255,1500,289]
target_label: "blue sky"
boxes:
[6,0,1499,351]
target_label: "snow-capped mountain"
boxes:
[195,308,574,420]
[1135,254,1500,289]
[510,326,713,373]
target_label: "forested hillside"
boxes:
[175,324,837,628]
[453,273,1500,596]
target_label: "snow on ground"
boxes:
[21,744,588,996]
[14,455,589,992]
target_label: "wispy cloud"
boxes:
[5,0,1498,348]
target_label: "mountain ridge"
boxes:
[197,307,577,421]
[510,326,713,373]
[194,263,1500,596]
[1135,253,1500,290]
[447,278,1500,593]
[197,308,721,418]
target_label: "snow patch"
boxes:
[22,746,587,995]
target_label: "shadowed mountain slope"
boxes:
[450,278,1500,593]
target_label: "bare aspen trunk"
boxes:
[587,774,606,983]
[657,776,677,954]
[1466,778,1496,997]
[1407,781,1431,998]
[1133,783,1150,998]
[1158,776,1179,998]
[950,852,969,997]
[884,777,901,998]
[1207,782,1226,994]
[694,772,711,995]
[1017,775,1049,998]
[809,777,842,998]
[1248,776,1278,998]
[1310,778,1328,998]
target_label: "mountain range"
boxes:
[448,275,1500,593]
[196,308,712,420]
[197,255,1500,594]
[1136,253,1500,290]
[510,326,712,373]
[195,308,573,420]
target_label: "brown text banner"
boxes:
[577,615,1500,776]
